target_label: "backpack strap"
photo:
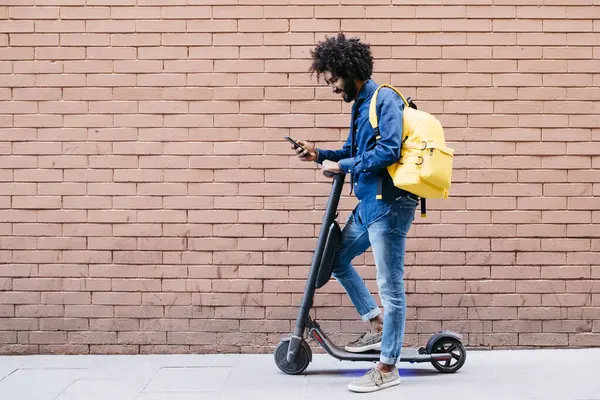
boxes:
[369,84,411,201]
[368,84,410,134]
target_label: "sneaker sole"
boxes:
[348,377,401,393]
[344,342,382,353]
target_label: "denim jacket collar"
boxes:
[356,79,378,103]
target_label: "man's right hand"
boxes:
[294,140,318,162]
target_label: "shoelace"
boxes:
[367,368,385,387]
[351,331,368,345]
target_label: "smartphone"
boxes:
[284,136,304,150]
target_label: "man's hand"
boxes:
[321,159,342,177]
[294,140,318,162]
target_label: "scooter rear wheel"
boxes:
[430,337,466,373]
[274,339,311,375]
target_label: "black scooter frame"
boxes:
[284,173,463,366]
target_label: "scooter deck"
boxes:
[346,347,444,362]
[309,326,451,363]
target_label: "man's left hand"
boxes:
[321,160,342,177]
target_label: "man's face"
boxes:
[324,71,357,103]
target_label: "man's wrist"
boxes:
[316,148,325,164]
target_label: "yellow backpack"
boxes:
[369,84,454,217]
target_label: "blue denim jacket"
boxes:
[317,79,415,225]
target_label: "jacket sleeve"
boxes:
[337,89,403,174]
[315,132,352,164]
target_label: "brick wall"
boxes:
[1,0,599,355]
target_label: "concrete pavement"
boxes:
[1,348,599,400]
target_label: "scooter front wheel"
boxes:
[274,339,311,375]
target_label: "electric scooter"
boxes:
[274,173,467,375]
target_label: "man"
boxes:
[292,33,419,393]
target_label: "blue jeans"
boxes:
[332,194,417,365]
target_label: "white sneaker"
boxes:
[348,366,401,393]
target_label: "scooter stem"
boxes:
[286,173,346,362]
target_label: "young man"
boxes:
[293,33,419,393]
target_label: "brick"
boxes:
[240,320,289,333]
[1,20,34,33]
[42,292,90,305]
[468,307,517,320]
[415,280,465,294]
[493,320,541,333]
[163,170,212,183]
[518,197,567,210]
[566,252,600,266]
[92,292,142,305]
[518,251,569,266]
[28,331,67,345]
[542,211,591,224]
[467,280,515,294]
[0,237,36,250]
[542,239,590,252]
[87,20,135,33]
[38,101,88,114]
[565,280,600,296]
[0,291,40,305]
[16,305,64,318]
[466,252,515,267]
[418,307,467,321]
[162,6,210,19]
[520,333,568,346]
[440,266,488,280]
[518,224,567,238]
[63,169,112,183]
[186,20,237,33]
[264,6,312,18]
[62,251,111,264]
[69,331,116,345]
[61,7,109,19]
[519,169,568,183]
[139,46,188,62]
[63,303,112,318]
[109,34,159,50]
[491,239,541,252]
[570,334,600,347]
[214,33,262,46]
[12,196,62,210]
[12,223,60,237]
[518,307,569,320]
[10,33,59,47]
[141,319,187,331]
[13,114,63,127]
[568,142,600,156]
[263,33,315,47]
[215,60,265,74]
[242,19,289,32]
[467,197,516,210]
[491,294,541,307]
[0,183,36,197]
[214,224,263,238]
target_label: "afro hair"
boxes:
[309,32,374,83]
